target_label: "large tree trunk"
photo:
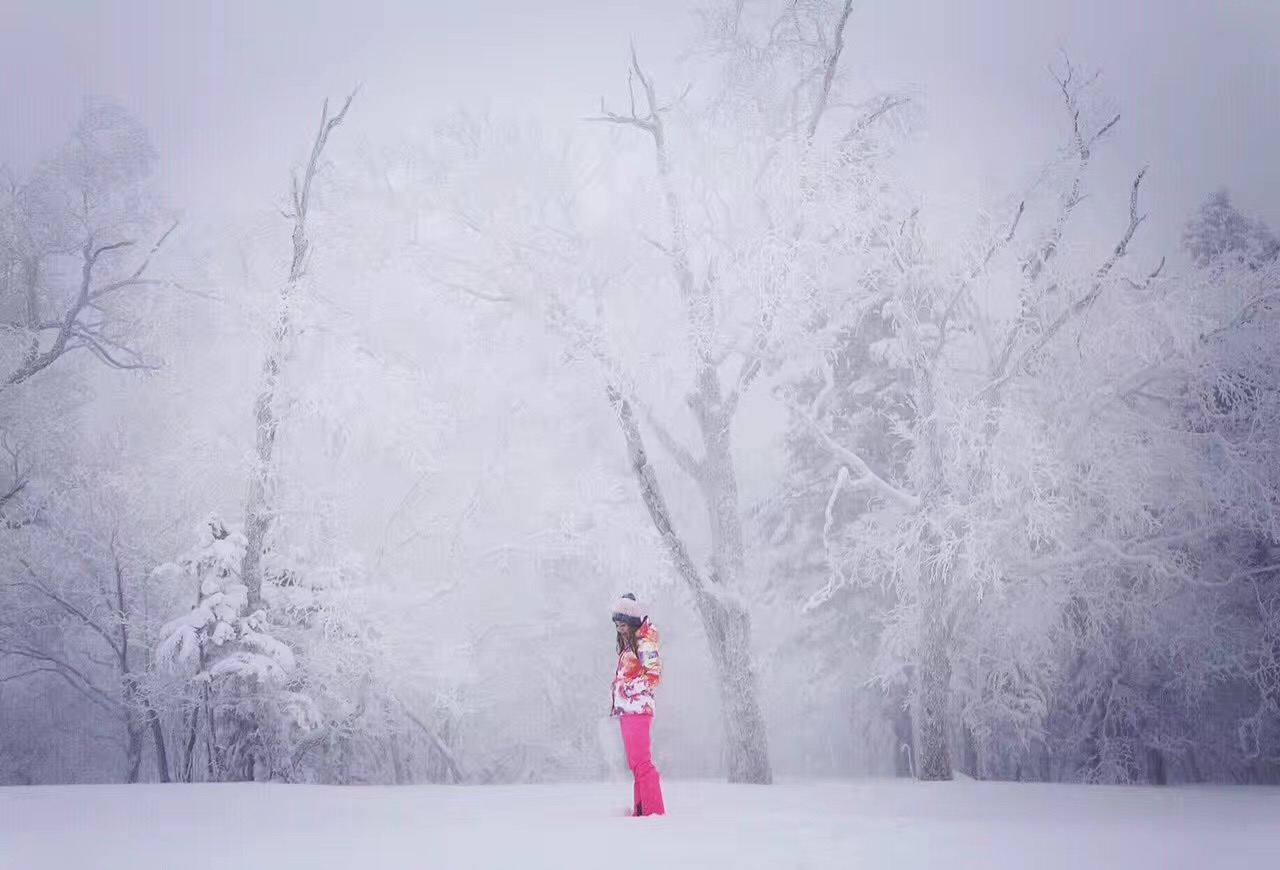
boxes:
[1183,747,1204,784]
[913,552,953,781]
[692,588,772,783]
[148,706,171,783]
[241,375,282,614]
[389,732,406,785]
[1147,747,1168,785]
[961,724,980,779]
[907,382,954,782]
[116,557,172,783]
[180,695,200,782]
[914,637,953,780]
[693,387,771,782]
[119,677,168,784]
[124,715,145,784]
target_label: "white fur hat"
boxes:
[612,593,646,623]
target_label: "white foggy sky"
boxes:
[3,0,1278,250]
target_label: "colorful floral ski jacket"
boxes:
[611,621,661,716]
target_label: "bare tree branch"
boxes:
[931,200,1027,367]
[817,464,851,599]
[1016,58,1116,292]
[790,357,920,509]
[111,541,131,671]
[421,269,514,303]
[13,561,123,660]
[638,400,705,480]
[0,433,26,509]
[1124,256,1166,290]
[2,219,178,388]
[1202,287,1280,339]
[590,49,705,360]
[88,221,177,301]
[985,64,1124,380]
[91,240,135,259]
[728,4,873,406]
[805,0,855,142]
[288,89,358,284]
[607,384,711,594]
[839,94,911,146]
[0,644,124,715]
[0,478,26,507]
[795,401,920,510]
[67,325,159,372]
[980,167,1151,399]
[0,666,60,684]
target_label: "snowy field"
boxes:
[1,779,1276,869]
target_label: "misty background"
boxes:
[1,0,1278,787]
[6,1,1278,240]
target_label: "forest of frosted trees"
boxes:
[2,1,1278,789]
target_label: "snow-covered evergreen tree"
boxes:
[154,516,298,780]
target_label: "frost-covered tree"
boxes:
[1,99,175,535]
[800,61,1280,785]
[0,100,180,784]
[757,300,918,777]
[154,514,380,784]
[407,0,914,784]
[1141,204,1280,782]
[0,98,175,392]
[241,92,355,614]
[202,93,357,780]
[802,59,1167,781]
[0,487,171,783]
[1020,206,1280,785]
[154,516,298,780]
[1182,190,1279,270]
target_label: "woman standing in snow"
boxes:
[610,593,666,816]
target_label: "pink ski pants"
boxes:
[620,713,665,816]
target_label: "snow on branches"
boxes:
[155,515,294,684]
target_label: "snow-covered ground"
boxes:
[1,778,1276,869]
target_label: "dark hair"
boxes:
[614,593,645,654]
[616,619,644,655]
